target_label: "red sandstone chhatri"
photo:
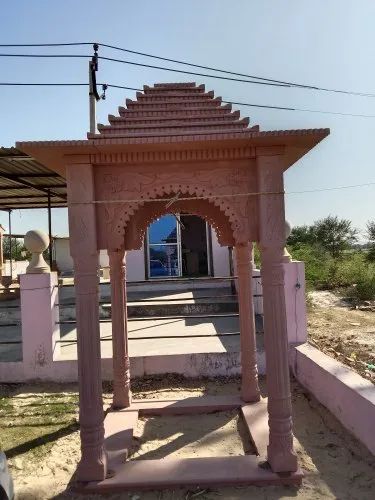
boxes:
[16,82,329,491]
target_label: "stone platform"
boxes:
[75,396,303,493]
[0,284,265,379]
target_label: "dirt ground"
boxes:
[308,291,375,382]
[1,375,374,500]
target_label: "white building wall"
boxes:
[53,230,229,280]
[54,238,74,273]
[211,228,230,276]
[99,250,109,268]
[126,248,146,281]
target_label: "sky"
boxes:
[0,0,374,240]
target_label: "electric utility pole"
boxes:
[89,43,100,134]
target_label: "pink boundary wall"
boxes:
[291,343,375,456]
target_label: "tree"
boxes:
[287,225,316,247]
[3,238,30,261]
[311,216,358,258]
[366,220,375,261]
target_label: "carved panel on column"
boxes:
[257,154,285,245]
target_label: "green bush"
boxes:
[351,276,375,301]
[287,243,333,289]
[288,245,375,299]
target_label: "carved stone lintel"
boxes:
[91,147,256,165]
[235,242,260,403]
[95,163,257,251]
[109,249,131,408]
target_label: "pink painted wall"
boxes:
[284,261,307,345]
[292,343,375,456]
[20,272,60,378]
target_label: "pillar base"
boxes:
[241,385,261,403]
[267,447,298,473]
[77,449,108,482]
[113,390,132,410]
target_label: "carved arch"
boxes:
[122,197,235,251]
[102,180,254,251]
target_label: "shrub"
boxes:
[351,276,375,301]
[288,243,333,289]
[288,245,375,300]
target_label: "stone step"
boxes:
[105,300,239,318]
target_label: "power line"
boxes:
[0,53,290,88]
[70,181,375,206]
[98,55,291,87]
[1,42,374,97]
[0,53,89,59]
[221,99,375,118]
[0,82,88,86]
[98,43,375,98]
[286,181,375,194]
[0,42,92,47]
[1,81,375,118]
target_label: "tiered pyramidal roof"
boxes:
[90,82,259,141]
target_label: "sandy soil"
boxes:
[2,376,374,500]
[308,291,375,382]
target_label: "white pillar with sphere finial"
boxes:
[24,230,51,274]
[20,229,60,378]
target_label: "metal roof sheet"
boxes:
[0,147,67,210]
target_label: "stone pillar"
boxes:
[0,224,5,280]
[66,163,107,482]
[108,249,131,408]
[257,151,298,473]
[235,242,260,402]
[20,272,60,376]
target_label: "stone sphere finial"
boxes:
[24,230,50,274]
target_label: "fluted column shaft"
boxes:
[67,163,107,482]
[109,249,131,408]
[74,255,107,481]
[235,242,260,402]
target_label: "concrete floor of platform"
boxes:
[0,315,265,363]
[57,315,262,360]
[0,286,264,366]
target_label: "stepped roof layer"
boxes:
[16,82,329,176]
[90,82,259,141]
